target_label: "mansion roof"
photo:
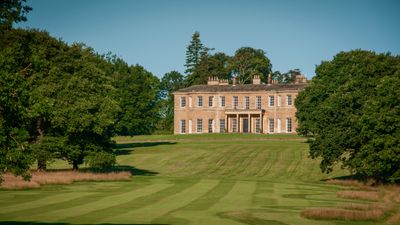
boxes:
[174,83,307,94]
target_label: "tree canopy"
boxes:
[113,64,161,136]
[0,0,32,30]
[231,47,272,84]
[295,50,400,183]
[183,32,273,85]
[158,71,184,132]
[0,25,162,181]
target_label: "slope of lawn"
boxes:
[0,134,392,225]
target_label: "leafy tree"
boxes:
[272,69,301,83]
[193,50,233,85]
[0,44,33,181]
[114,64,161,136]
[295,50,400,182]
[190,47,214,85]
[49,43,120,170]
[1,28,121,172]
[0,28,60,180]
[0,0,32,30]
[159,71,184,132]
[207,52,232,80]
[230,47,272,84]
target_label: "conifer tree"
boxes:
[185,31,203,85]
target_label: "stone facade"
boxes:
[173,75,307,134]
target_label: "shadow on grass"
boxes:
[114,142,177,155]
[0,222,168,225]
[320,174,368,182]
[81,165,158,176]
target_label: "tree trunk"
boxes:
[72,161,79,170]
[36,118,46,171]
[37,159,47,171]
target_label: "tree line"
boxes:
[2,0,399,183]
[0,0,165,181]
[159,31,301,132]
[0,1,293,181]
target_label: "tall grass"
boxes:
[1,171,131,190]
[337,190,380,201]
[302,179,400,222]
[301,208,384,221]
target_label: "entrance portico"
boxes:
[225,109,264,133]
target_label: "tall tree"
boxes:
[0,27,67,177]
[295,50,400,182]
[1,28,122,173]
[0,35,34,181]
[194,50,232,84]
[230,47,272,84]
[207,52,232,80]
[114,64,161,136]
[0,0,32,30]
[159,71,184,132]
[185,31,204,85]
[49,43,120,170]
[272,69,301,83]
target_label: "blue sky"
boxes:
[18,0,400,79]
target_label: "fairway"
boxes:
[0,134,384,225]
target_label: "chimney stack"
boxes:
[267,73,272,85]
[252,74,261,84]
[207,76,219,85]
[232,77,237,86]
[219,79,229,85]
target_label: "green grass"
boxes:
[0,134,387,225]
[113,133,305,142]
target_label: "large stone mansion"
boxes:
[173,74,307,134]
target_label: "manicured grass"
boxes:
[0,134,395,225]
[114,133,305,143]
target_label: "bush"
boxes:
[84,151,116,170]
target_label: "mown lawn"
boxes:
[0,134,390,225]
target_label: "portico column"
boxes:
[225,114,228,133]
[248,113,251,133]
[260,113,263,133]
[236,114,239,133]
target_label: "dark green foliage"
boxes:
[84,151,116,170]
[273,69,300,83]
[184,33,273,86]
[113,64,161,136]
[0,0,32,30]
[230,47,272,84]
[0,28,40,181]
[185,32,232,85]
[295,50,400,182]
[194,50,232,85]
[31,136,65,170]
[159,71,184,132]
[0,28,121,177]
[49,43,120,169]
[185,31,203,76]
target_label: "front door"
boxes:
[243,118,249,133]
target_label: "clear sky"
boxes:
[17,0,400,79]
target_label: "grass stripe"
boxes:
[104,179,219,224]
[169,181,257,225]
[181,180,236,210]
[256,148,278,178]
[27,181,174,221]
[68,178,199,223]
[0,191,93,214]
[211,180,257,211]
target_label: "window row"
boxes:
[179,117,293,134]
[180,95,293,108]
